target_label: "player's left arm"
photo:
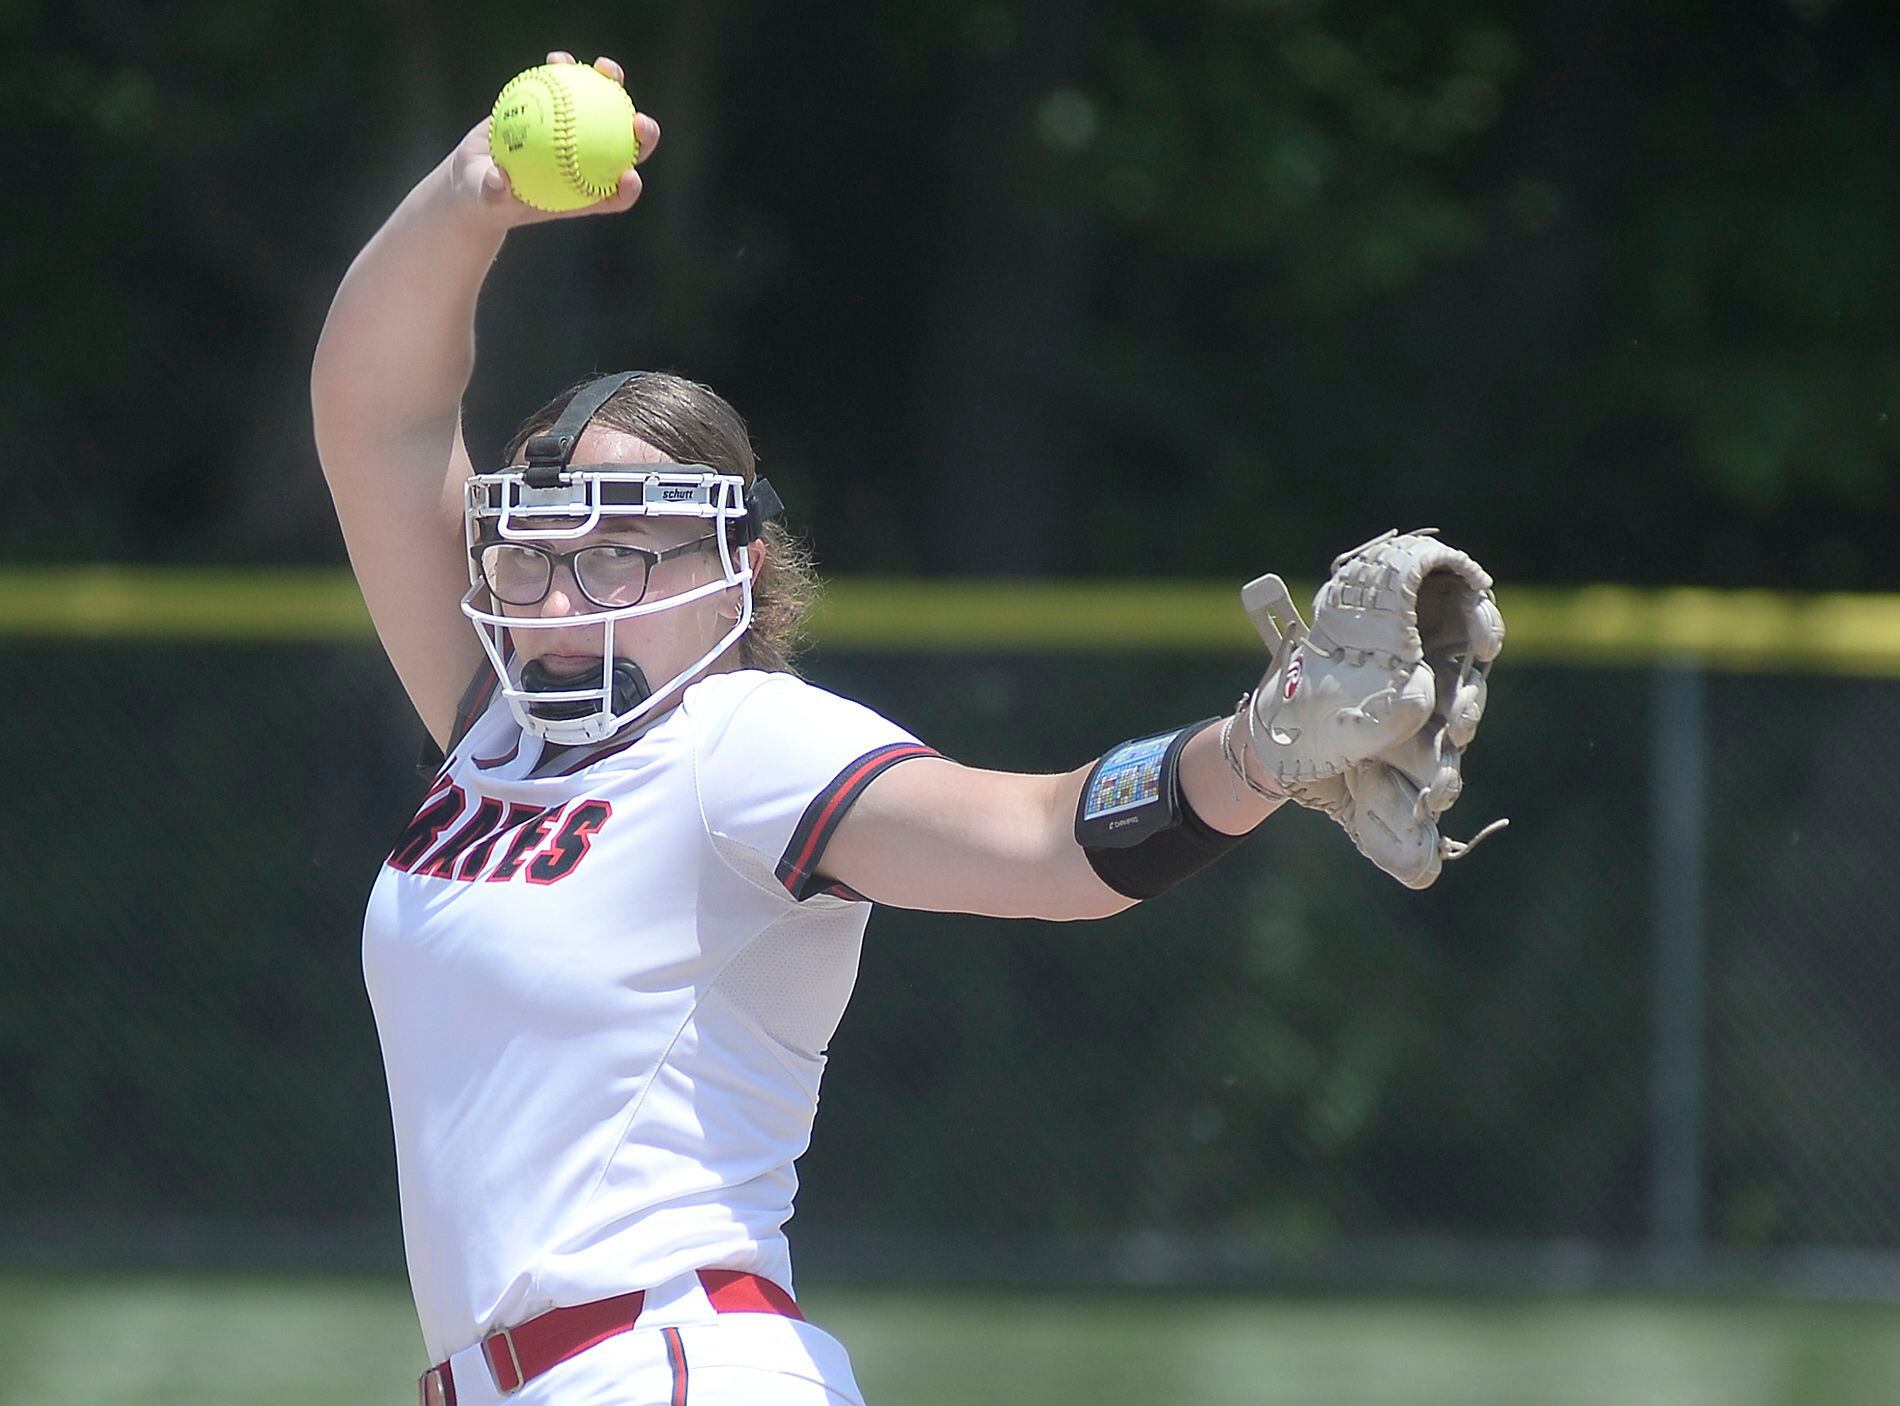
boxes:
[818,723,1286,921]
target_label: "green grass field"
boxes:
[10,1273,1900,1406]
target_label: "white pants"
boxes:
[434,1272,866,1406]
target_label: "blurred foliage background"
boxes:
[4,0,1896,585]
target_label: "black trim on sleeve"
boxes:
[415,663,503,779]
[450,665,500,750]
[773,742,940,901]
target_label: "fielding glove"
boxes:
[1240,529,1507,888]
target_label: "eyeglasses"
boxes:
[472,533,720,609]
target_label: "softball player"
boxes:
[312,50,1501,1406]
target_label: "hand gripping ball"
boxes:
[489,63,639,212]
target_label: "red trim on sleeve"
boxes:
[773,742,939,900]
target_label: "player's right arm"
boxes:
[309,51,660,746]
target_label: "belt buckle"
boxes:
[486,1324,527,1396]
[419,1365,450,1406]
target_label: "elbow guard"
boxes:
[1075,719,1246,900]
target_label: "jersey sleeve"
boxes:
[694,673,938,903]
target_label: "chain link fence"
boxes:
[7,638,1899,1295]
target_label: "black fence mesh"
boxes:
[7,642,1898,1290]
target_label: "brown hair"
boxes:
[502,372,820,674]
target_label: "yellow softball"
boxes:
[488,63,639,213]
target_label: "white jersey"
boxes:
[361,668,933,1363]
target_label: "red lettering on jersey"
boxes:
[458,802,546,881]
[415,797,505,880]
[526,800,614,885]
[486,805,563,882]
[388,784,466,871]
[389,794,613,884]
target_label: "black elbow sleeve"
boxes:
[1075,719,1248,900]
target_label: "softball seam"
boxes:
[492,67,619,210]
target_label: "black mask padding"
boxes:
[744,476,784,542]
[523,372,639,487]
[516,372,790,545]
[519,657,652,720]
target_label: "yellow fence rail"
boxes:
[4,567,1900,675]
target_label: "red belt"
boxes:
[419,1269,802,1404]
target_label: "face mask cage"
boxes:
[460,464,758,745]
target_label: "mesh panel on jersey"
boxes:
[708,830,788,900]
[713,901,869,1061]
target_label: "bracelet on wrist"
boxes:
[1220,692,1286,801]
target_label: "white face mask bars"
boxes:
[460,464,763,745]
